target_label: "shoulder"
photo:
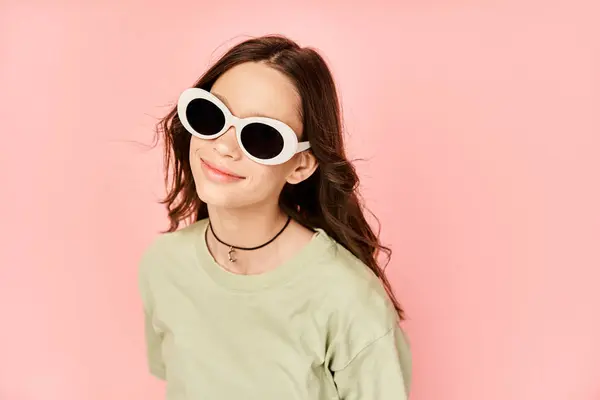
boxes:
[311,233,401,369]
[138,219,208,283]
[314,232,397,320]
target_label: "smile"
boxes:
[200,159,246,183]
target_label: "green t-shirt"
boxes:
[139,218,412,399]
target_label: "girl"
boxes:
[139,35,412,400]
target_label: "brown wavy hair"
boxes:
[154,35,404,320]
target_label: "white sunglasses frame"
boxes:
[177,88,311,166]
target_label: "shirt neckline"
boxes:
[192,219,333,292]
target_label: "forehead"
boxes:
[210,62,303,134]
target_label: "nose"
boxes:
[213,126,242,160]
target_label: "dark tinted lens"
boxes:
[240,123,284,160]
[185,98,225,136]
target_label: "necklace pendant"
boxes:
[227,246,237,263]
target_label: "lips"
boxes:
[200,159,245,179]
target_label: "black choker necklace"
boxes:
[208,216,292,263]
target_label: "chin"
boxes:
[196,187,239,208]
[192,167,281,210]
[195,183,258,210]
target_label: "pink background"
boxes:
[1,1,599,399]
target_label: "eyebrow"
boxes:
[211,91,273,119]
[211,92,231,108]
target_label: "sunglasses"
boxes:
[177,88,311,166]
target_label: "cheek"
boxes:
[245,164,289,190]
[189,137,212,168]
[189,144,199,170]
[189,136,208,154]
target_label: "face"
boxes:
[188,62,317,210]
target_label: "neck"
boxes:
[206,201,288,249]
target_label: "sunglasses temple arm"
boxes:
[297,141,311,152]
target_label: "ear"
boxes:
[286,151,318,185]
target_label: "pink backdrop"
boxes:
[1,1,599,399]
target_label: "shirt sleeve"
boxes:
[138,242,167,380]
[332,325,412,400]
[143,307,166,380]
